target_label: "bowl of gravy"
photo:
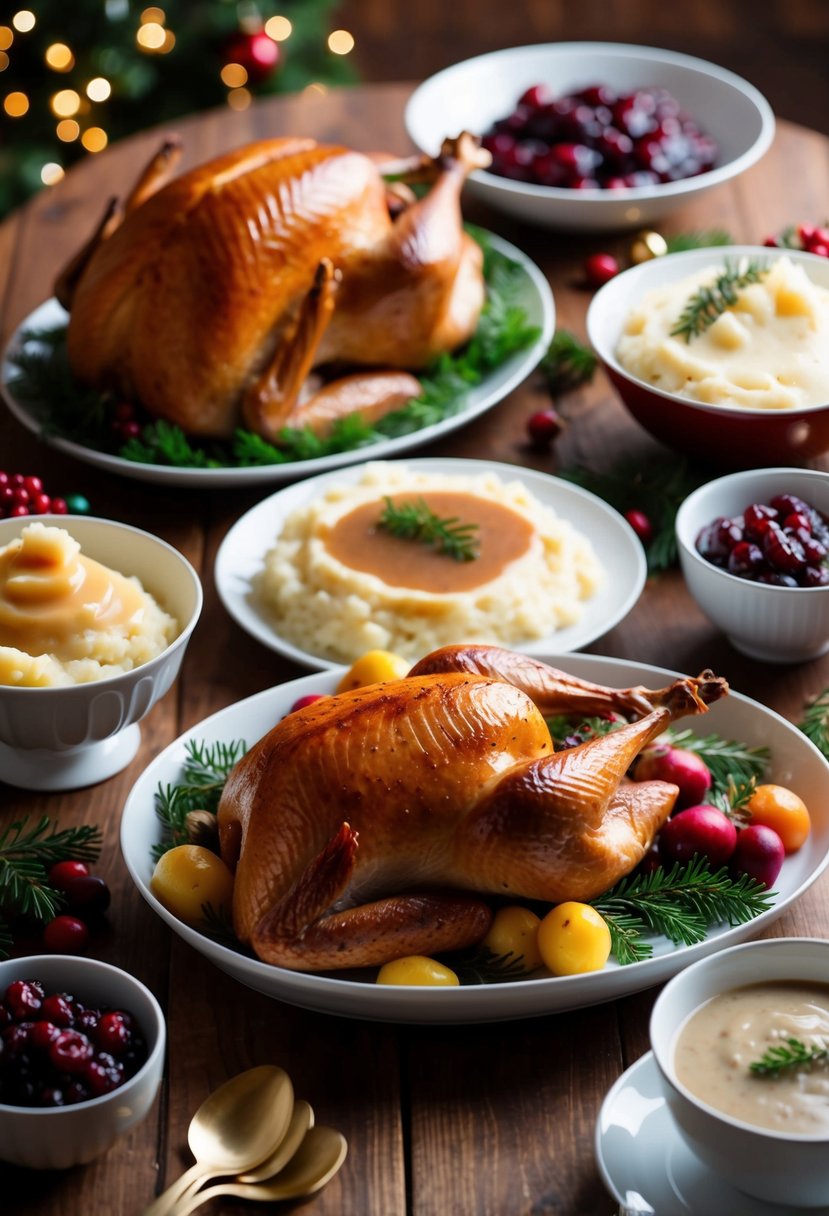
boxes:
[650,937,829,1208]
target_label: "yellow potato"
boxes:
[336,649,409,692]
[151,844,234,926]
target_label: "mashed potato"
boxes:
[0,523,179,687]
[616,256,829,410]
[258,463,604,663]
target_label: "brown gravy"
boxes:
[323,492,536,593]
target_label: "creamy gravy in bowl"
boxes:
[674,980,829,1135]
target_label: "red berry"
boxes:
[48,860,91,888]
[50,497,68,514]
[42,915,89,954]
[9,504,29,518]
[120,420,142,441]
[49,1029,94,1073]
[4,980,42,1019]
[29,1020,61,1050]
[40,993,74,1026]
[95,1011,131,1056]
[58,875,111,916]
[526,408,563,447]
[289,693,329,713]
[730,824,785,888]
[584,252,620,287]
[623,508,653,545]
[658,804,738,867]
[30,493,52,514]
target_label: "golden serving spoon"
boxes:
[169,1125,348,1216]
[143,1065,294,1216]
[237,1098,315,1183]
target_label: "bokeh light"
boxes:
[220,62,247,88]
[0,28,13,51]
[264,16,292,41]
[82,127,108,152]
[227,87,251,111]
[41,162,65,186]
[140,7,166,23]
[136,21,165,50]
[327,29,354,55]
[11,11,35,34]
[4,90,29,116]
[86,77,112,102]
[51,88,81,117]
[45,43,74,71]
[56,118,80,141]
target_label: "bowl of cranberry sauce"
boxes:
[404,42,774,230]
[0,955,165,1170]
[676,468,829,664]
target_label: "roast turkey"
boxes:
[216,646,728,972]
[56,133,489,441]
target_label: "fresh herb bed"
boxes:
[152,718,775,982]
[7,232,539,471]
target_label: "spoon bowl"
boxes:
[237,1098,315,1184]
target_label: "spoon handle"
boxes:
[142,1162,211,1216]
[171,1182,270,1216]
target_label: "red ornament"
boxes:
[223,30,281,85]
[624,508,654,545]
[584,252,620,288]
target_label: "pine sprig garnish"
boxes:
[153,739,246,859]
[377,497,480,561]
[750,1036,829,1076]
[592,856,774,966]
[666,728,769,790]
[664,229,734,253]
[560,456,706,572]
[671,258,769,341]
[798,687,829,759]
[538,329,597,396]
[708,773,757,826]
[443,945,534,985]
[0,816,103,958]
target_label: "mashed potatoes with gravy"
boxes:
[258,463,604,663]
[0,523,179,687]
[616,256,829,410]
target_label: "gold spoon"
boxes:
[237,1098,315,1184]
[143,1065,294,1216]
[169,1126,348,1216]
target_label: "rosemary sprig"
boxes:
[671,258,769,341]
[666,729,769,791]
[750,1036,829,1076]
[443,945,533,985]
[798,687,829,759]
[0,816,103,958]
[664,229,734,253]
[538,329,597,396]
[377,497,480,561]
[153,738,247,859]
[592,857,774,966]
[708,773,756,826]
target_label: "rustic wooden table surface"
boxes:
[1,84,829,1216]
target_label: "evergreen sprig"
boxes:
[671,258,769,341]
[444,945,534,985]
[538,329,597,396]
[0,816,103,958]
[798,687,829,759]
[666,728,769,791]
[750,1036,829,1076]
[377,496,480,561]
[664,229,734,253]
[592,857,774,966]
[153,738,246,859]
[708,773,757,826]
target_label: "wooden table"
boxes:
[2,84,829,1216]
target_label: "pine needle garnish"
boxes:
[798,687,829,759]
[708,773,756,826]
[750,1036,829,1076]
[538,329,597,396]
[0,816,103,959]
[592,856,774,966]
[671,258,769,341]
[153,739,246,859]
[377,497,480,561]
[664,229,734,254]
[666,729,769,790]
[443,945,534,985]
[200,902,249,952]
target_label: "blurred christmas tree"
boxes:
[0,0,358,216]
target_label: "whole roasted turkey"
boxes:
[56,133,490,441]
[216,645,728,972]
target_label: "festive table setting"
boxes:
[3,15,829,1216]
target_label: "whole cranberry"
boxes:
[48,860,91,889]
[695,517,742,565]
[584,252,620,287]
[727,541,765,578]
[289,693,329,714]
[526,408,563,447]
[4,980,42,1019]
[43,915,89,954]
[49,1029,94,1074]
[624,508,653,545]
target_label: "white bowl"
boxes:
[405,42,775,231]
[650,938,829,1208]
[0,514,202,790]
[675,468,829,663]
[0,954,165,1170]
[586,245,829,467]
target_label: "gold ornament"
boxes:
[630,230,668,264]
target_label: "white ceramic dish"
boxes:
[0,514,202,790]
[120,654,829,1025]
[0,233,553,489]
[676,467,829,663]
[595,1051,825,1216]
[214,457,647,668]
[0,954,165,1170]
[405,42,774,232]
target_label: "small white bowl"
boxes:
[405,42,774,231]
[650,938,829,1209]
[586,246,829,467]
[0,514,202,790]
[675,468,829,663]
[0,954,165,1170]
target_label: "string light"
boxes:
[0,27,14,51]
[220,63,248,88]
[86,77,112,102]
[264,16,292,41]
[226,87,251,111]
[56,119,80,141]
[41,162,65,186]
[3,91,29,116]
[11,11,35,33]
[45,43,74,71]
[327,29,354,55]
[82,127,108,152]
[140,6,166,23]
[51,89,81,117]
[136,21,165,50]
